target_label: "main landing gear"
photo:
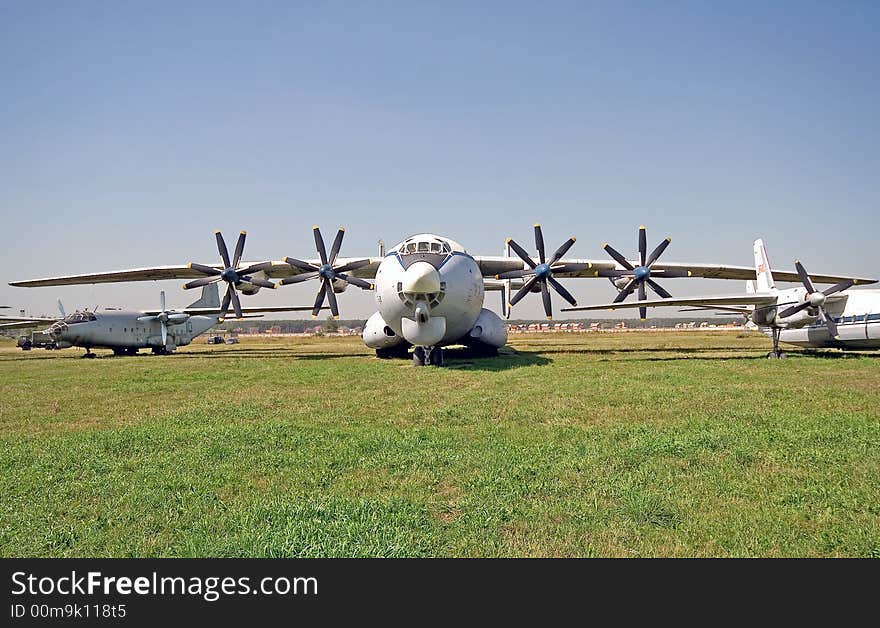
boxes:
[413,345,444,367]
[767,327,786,359]
[81,348,96,359]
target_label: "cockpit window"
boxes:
[63,311,96,324]
[398,238,451,255]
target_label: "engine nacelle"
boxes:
[611,276,631,290]
[362,311,405,349]
[237,283,261,296]
[751,307,776,326]
[777,307,818,329]
[466,308,508,348]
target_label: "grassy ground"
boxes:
[1,331,878,557]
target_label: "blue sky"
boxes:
[2,1,878,318]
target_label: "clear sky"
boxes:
[2,1,878,319]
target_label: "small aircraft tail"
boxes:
[753,238,776,292]
[187,283,221,309]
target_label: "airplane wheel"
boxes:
[413,346,426,366]
[766,351,786,359]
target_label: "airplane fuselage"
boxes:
[362,234,507,353]
[47,310,217,353]
[772,288,880,350]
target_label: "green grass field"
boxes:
[1,331,878,557]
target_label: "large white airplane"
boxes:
[10,226,876,364]
[562,239,880,357]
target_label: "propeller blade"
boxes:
[161,321,167,347]
[540,279,552,318]
[638,226,647,266]
[57,299,66,318]
[547,237,576,266]
[230,289,243,319]
[823,280,854,297]
[215,231,231,268]
[160,290,165,312]
[509,275,539,306]
[237,261,273,276]
[240,276,276,289]
[795,260,815,294]
[167,313,189,323]
[283,257,319,272]
[219,286,232,320]
[335,273,373,290]
[547,276,576,307]
[313,226,328,265]
[189,262,221,276]
[820,307,841,340]
[495,269,531,280]
[329,228,345,265]
[506,238,537,269]
[312,281,327,317]
[183,276,220,290]
[645,278,672,299]
[137,315,157,322]
[232,231,246,268]
[333,259,372,273]
[640,305,647,321]
[279,271,319,285]
[603,243,635,271]
[613,278,638,303]
[778,301,811,319]
[325,282,340,318]
[638,282,647,319]
[534,224,546,264]
[645,237,671,267]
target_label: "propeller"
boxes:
[496,224,587,319]
[602,225,682,320]
[278,226,374,318]
[137,290,189,347]
[777,260,854,340]
[183,230,275,320]
[57,299,66,318]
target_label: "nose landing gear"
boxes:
[413,346,444,367]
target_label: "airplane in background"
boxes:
[10,226,876,365]
[562,239,880,358]
[4,284,322,357]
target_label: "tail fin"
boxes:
[187,283,221,309]
[753,238,776,292]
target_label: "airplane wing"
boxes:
[138,306,329,316]
[474,256,876,284]
[561,293,783,313]
[9,258,382,287]
[0,317,57,330]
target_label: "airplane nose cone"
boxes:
[402,261,441,294]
